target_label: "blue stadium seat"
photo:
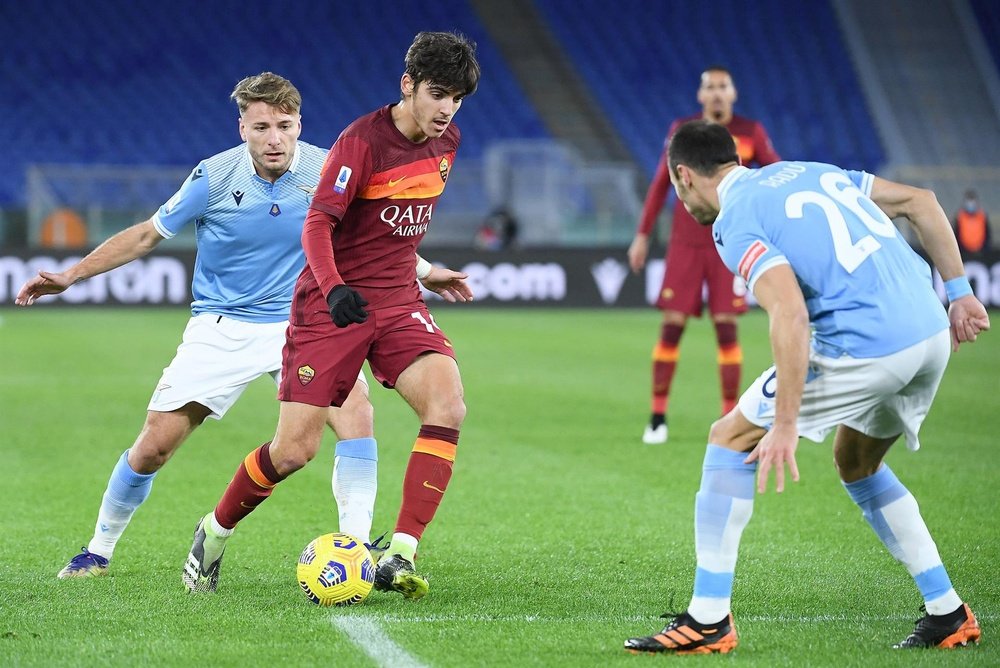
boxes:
[533,0,885,177]
[971,0,1000,74]
[0,0,547,206]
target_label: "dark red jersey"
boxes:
[638,113,779,247]
[294,104,460,325]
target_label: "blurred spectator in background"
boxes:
[496,207,519,249]
[474,219,501,250]
[476,206,519,250]
[952,189,991,257]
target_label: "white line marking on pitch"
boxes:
[370,612,997,624]
[331,615,429,668]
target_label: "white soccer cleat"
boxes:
[642,424,668,444]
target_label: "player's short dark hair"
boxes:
[702,64,732,79]
[404,31,480,97]
[668,120,740,177]
[231,72,301,115]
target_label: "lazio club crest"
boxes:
[298,365,315,385]
[439,157,450,183]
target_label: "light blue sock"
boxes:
[844,465,961,615]
[87,450,156,559]
[689,444,756,624]
[332,438,378,544]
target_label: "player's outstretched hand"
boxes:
[744,424,800,494]
[627,234,649,274]
[14,270,74,306]
[326,285,368,328]
[420,266,473,303]
[948,295,990,352]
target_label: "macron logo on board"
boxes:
[590,258,628,304]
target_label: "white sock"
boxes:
[87,450,156,560]
[687,445,756,625]
[332,438,378,544]
[844,466,962,616]
[209,512,234,538]
[388,532,419,563]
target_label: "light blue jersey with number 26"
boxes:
[713,163,948,358]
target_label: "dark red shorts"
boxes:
[278,301,456,408]
[656,244,748,316]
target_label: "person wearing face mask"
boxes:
[952,190,991,257]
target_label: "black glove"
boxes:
[326,284,368,328]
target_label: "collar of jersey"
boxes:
[242,143,301,181]
[716,165,749,206]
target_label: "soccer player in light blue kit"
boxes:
[16,72,471,579]
[626,121,989,654]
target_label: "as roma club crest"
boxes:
[297,365,315,386]
[439,157,450,183]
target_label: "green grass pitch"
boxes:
[1,307,997,667]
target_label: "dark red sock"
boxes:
[214,442,286,529]
[714,321,742,415]
[651,323,684,415]
[394,426,459,540]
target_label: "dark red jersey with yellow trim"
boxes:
[293,104,459,324]
[638,113,779,247]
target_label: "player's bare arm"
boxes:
[631,154,674,274]
[15,219,163,306]
[627,233,650,273]
[868,177,965,279]
[744,263,808,493]
[868,177,990,350]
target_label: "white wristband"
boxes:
[416,257,433,280]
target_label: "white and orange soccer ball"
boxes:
[296,532,375,606]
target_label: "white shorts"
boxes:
[738,329,950,451]
[149,314,367,419]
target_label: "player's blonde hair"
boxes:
[230,72,302,115]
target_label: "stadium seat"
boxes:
[533,0,886,176]
[0,0,548,206]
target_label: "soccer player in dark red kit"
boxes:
[628,66,780,444]
[183,31,480,599]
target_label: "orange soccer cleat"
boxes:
[894,603,981,649]
[625,610,738,655]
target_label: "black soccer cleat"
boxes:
[625,610,738,654]
[182,514,227,593]
[373,553,429,600]
[894,603,981,649]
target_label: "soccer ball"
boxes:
[297,532,376,606]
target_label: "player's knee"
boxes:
[350,395,375,428]
[128,439,173,473]
[131,412,196,472]
[833,453,881,483]
[707,417,729,445]
[446,396,467,427]
[662,311,686,326]
[707,410,762,451]
[269,439,319,476]
[332,398,375,439]
[428,395,466,428]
